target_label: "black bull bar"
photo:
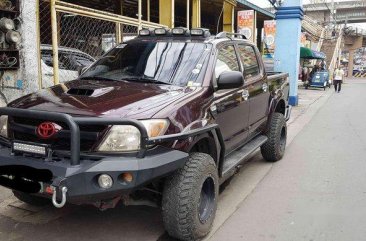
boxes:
[0,107,223,165]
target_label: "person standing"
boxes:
[333,66,345,93]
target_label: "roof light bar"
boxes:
[190,29,204,36]
[139,29,150,36]
[172,27,187,35]
[190,28,211,37]
[154,28,168,35]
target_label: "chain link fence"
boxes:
[39,0,139,88]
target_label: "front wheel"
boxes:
[162,153,219,241]
[261,113,287,162]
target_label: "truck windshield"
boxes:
[80,40,212,86]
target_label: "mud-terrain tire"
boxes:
[261,113,287,162]
[162,153,219,241]
[13,191,49,206]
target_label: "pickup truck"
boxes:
[0,28,290,241]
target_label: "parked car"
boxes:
[40,44,95,88]
[0,28,290,241]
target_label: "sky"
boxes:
[246,0,366,29]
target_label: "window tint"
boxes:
[215,45,240,79]
[237,45,260,78]
[81,41,212,86]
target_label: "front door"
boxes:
[212,44,250,153]
[237,44,269,138]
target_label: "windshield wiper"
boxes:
[123,77,172,85]
[78,76,117,82]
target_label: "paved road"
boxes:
[0,79,354,241]
[210,78,366,241]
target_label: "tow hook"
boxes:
[51,186,68,208]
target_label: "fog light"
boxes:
[121,173,133,183]
[98,174,113,189]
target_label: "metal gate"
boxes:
[38,0,165,88]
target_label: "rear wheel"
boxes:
[162,153,219,241]
[261,113,287,162]
[13,191,49,206]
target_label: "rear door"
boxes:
[212,44,250,153]
[237,44,269,138]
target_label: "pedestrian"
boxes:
[333,65,345,93]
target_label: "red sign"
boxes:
[238,10,256,42]
[37,122,61,139]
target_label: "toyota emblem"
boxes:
[37,122,61,139]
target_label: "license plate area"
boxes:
[12,141,49,157]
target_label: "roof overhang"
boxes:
[236,0,275,19]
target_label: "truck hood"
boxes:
[8,79,194,119]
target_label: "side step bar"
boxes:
[220,135,268,184]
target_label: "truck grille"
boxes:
[9,117,107,152]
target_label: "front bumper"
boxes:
[0,145,188,205]
[0,107,221,207]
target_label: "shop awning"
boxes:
[300,47,326,59]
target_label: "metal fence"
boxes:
[38,0,164,88]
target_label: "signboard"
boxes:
[238,10,256,43]
[263,20,276,57]
[300,32,307,47]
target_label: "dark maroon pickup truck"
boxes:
[0,28,290,240]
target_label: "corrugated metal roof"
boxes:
[236,0,275,19]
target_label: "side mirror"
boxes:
[217,71,244,90]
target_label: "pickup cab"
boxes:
[0,28,290,241]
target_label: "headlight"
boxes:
[0,116,8,138]
[97,119,169,152]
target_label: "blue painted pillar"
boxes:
[274,0,304,106]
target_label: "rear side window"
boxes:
[215,45,240,79]
[237,45,260,78]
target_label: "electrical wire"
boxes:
[216,6,224,35]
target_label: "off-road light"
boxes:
[98,174,113,189]
[190,29,204,36]
[0,17,14,31]
[139,29,150,36]
[154,28,167,35]
[13,142,47,156]
[6,30,21,44]
[190,28,211,37]
[172,27,186,35]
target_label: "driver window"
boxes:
[215,45,240,79]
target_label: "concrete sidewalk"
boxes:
[203,84,334,241]
[207,79,364,241]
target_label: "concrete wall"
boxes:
[1,0,40,105]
